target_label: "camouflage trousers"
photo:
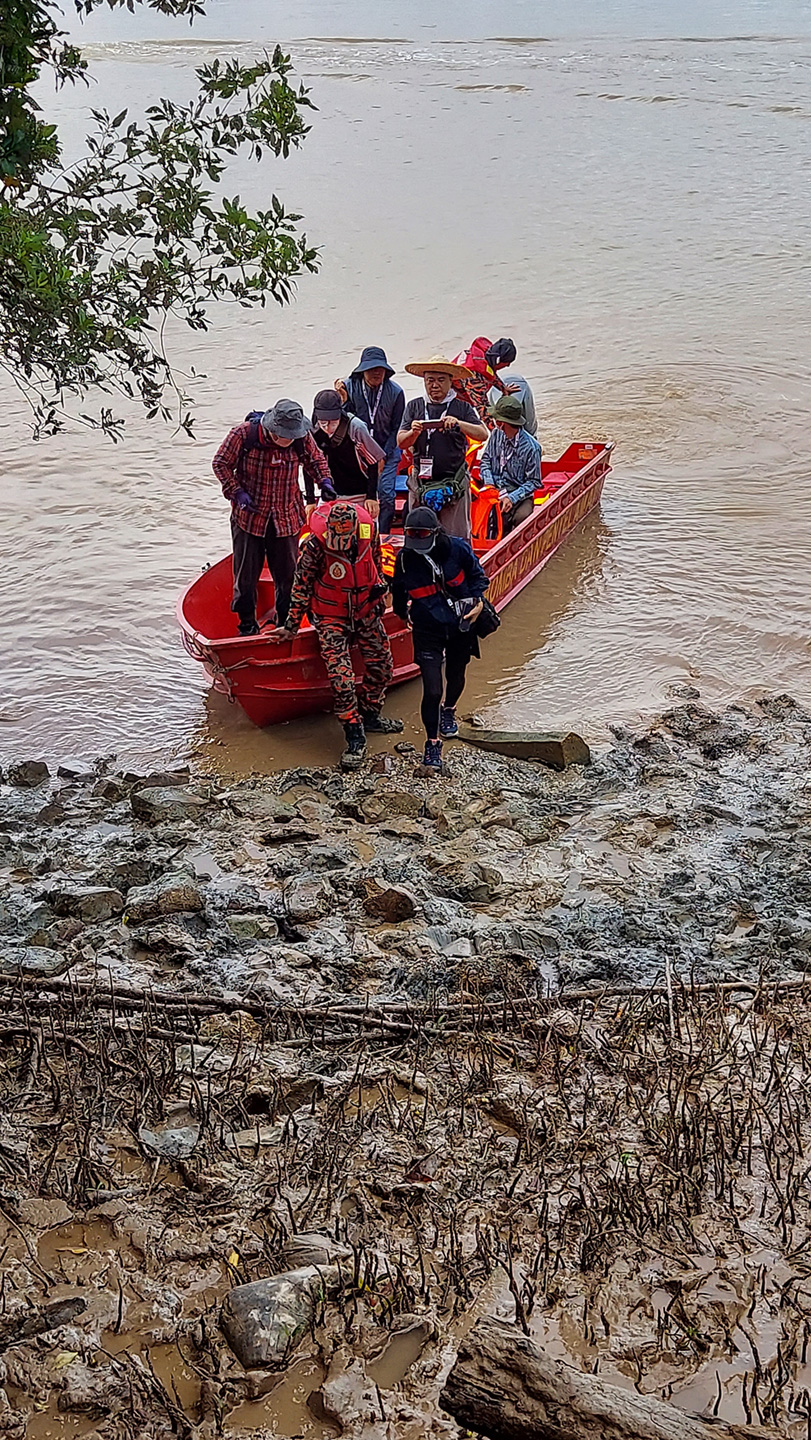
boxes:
[313,614,394,725]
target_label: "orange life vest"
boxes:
[309,504,384,623]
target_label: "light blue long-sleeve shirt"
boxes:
[478,427,542,508]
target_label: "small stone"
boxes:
[284,873,335,923]
[362,880,418,922]
[92,777,126,802]
[394,741,417,754]
[456,726,590,770]
[7,759,50,787]
[45,884,124,923]
[227,914,280,941]
[281,1233,352,1269]
[130,921,200,957]
[254,821,320,846]
[124,873,203,924]
[131,786,209,823]
[0,946,75,978]
[221,1267,337,1370]
[138,1122,201,1160]
[361,789,423,823]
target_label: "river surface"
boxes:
[2,1,810,772]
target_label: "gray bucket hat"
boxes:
[261,399,312,440]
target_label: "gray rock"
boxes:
[0,946,75,978]
[456,726,591,770]
[124,873,204,924]
[131,786,209,823]
[227,914,280,941]
[281,1233,352,1269]
[138,1122,201,1160]
[220,1266,336,1369]
[45,884,124,923]
[361,789,424,823]
[8,759,50,787]
[130,921,200,957]
[284,873,334,923]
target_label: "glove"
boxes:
[233,488,256,511]
[321,483,337,502]
[421,485,453,513]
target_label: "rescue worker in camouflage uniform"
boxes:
[268,502,403,768]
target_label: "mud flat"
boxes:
[2,693,811,1438]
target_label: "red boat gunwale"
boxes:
[177,440,613,729]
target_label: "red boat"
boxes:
[178,441,613,729]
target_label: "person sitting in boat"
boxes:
[397,356,488,542]
[311,390,386,518]
[392,507,488,773]
[267,502,403,769]
[485,338,538,437]
[479,394,542,530]
[334,347,405,541]
[213,400,332,637]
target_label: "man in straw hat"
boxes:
[479,393,543,530]
[397,356,488,540]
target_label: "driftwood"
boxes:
[440,1317,776,1440]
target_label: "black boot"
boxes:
[361,711,404,735]
[341,721,367,770]
[237,616,260,636]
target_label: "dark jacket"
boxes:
[392,535,488,636]
[344,375,405,457]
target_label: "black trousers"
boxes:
[502,495,535,532]
[231,515,299,626]
[413,629,474,740]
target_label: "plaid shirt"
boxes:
[213,424,331,538]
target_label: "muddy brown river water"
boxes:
[2,1,810,773]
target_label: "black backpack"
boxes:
[237,410,306,480]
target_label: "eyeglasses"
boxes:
[407,528,436,539]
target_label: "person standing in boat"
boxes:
[311,390,386,516]
[479,394,542,530]
[484,339,538,437]
[397,356,488,542]
[268,502,403,769]
[213,400,332,636]
[335,347,405,541]
[391,507,488,774]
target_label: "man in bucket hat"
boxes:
[335,347,405,540]
[213,399,333,635]
[478,393,542,530]
[397,356,488,541]
[268,501,402,769]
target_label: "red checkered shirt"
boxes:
[213,424,331,538]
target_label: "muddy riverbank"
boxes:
[3,691,811,1438]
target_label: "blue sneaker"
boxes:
[439,706,459,738]
[422,739,443,772]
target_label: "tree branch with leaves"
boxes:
[0,0,319,437]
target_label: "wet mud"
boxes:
[3,692,811,1436]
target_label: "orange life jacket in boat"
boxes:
[309,505,384,623]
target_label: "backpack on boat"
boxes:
[237,411,306,480]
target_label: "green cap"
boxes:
[488,394,526,427]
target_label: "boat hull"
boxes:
[178,442,612,729]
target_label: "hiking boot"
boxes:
[361,712,404,735]
[237,617,260,636]
[422,739,443,773]
[439,706,459,738]
[341,722,367,770]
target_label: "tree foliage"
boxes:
[0,0,319,436]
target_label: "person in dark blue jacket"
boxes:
[335,346,405,541]
[391,507,489,772]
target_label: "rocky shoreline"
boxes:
[2,691,811,1438]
